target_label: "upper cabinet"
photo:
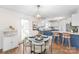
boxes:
[72,13,79,26]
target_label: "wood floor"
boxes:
[0,42,79,54]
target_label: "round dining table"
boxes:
[28,35,49,54]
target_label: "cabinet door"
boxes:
[72,13,79,26]
[11,36,18,49]
[3,35,19,52]
[3,37,12,51]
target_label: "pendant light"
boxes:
[36,5,41,19]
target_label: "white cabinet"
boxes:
[11,36,18,49]
[72,13,79,26]
[3,32,18,52]
[3,37,12,51]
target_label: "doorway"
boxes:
[21,19,29,40]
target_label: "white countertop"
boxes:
[51,31,79,35]
[67,32,79,35]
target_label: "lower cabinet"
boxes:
[3,35,18,52]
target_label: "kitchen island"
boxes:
[42,31,79,49]
[52,31,79,49]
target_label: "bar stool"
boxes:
[53,32,61,45]
[62,32,71,49]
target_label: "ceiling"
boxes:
[0,5,79,18]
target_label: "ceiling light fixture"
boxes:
[36,5,41,19]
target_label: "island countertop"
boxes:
[51,31,79,35]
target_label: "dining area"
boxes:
[21,31,51,54]
[20,30,79,54]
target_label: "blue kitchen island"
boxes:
[43,31,79,49]
[70,34,79,48]
[53,32,79,49]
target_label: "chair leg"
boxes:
[23,42,25,54]
[50,39,52,53]
[53,37,55,46]
[62,38,64,47]
[68,39,71,49]
[58,37,60,45]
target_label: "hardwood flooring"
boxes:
[0,42,79,54]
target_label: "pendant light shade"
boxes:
[36,5,41,19]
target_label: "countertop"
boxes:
[51,31,79,35]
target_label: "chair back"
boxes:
[63,32,71,39]
[54,32,60,37]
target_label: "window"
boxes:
[21,19,29,40]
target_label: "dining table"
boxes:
[28,35,49,54]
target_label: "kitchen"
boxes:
[0,5,79,54]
